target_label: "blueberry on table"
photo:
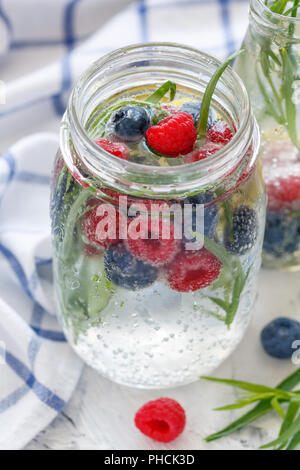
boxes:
[261,318,300,359]
[182,191,219,241]
[180,101,216,127]
[225,205,258,256]
[263,211,300,257]
[107,106,150,143]
[104,243,158,291]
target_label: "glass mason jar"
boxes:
[234,0,300,270]
[51,43,265,389]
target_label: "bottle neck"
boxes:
[249,0,300,43]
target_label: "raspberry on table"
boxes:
[82,200,126,248]
[107,106,150,143]
[166,249,222,292]
[225,205,258,256]
[206,120,233,145]
[261,318,300,359]
[127,218,181,266]
[135,398,186,443]
[146,112,197,157]
[104,243,158,290]
[94,138,129,160]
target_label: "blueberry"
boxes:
[261,318,300,359]
[107,106,150,143]
[264,211,300,258]
[180,101,216,127]
[104,243,158,291]
[182,191,219,244]
[225,205,258,256]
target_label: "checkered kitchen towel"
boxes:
[0,0,250,450]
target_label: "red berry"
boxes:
[206,121,233,145]
[135,398,186,443]
[184,144,221,164]
[167,249,222,292]
[127,217,181,266]
[94,138,129,160]
[146,112,197,157]
[82,200,126,248]
[267,176,300,211]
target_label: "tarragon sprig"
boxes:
[202,369,300,450]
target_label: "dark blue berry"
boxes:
[107,106,150,143]
[225,205,257,256]
[263,211,300,258]
[182,191,219,245]
[180,101,216,127]
[104,243,158,291]
[261,318,300,359]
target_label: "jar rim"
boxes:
[251,0,300,36]
[62,42,259,198]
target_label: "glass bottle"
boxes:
[234,0,300,270]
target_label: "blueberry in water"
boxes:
[107,106,150,142]
[225,205,258,256]
[104,243,158,291]
[182,191,219,243]
[261,318,300,359]
[263,211,300,258]
[180,101,216,127]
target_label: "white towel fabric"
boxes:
[0,0,249,450]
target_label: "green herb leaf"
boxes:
[204,368,300,444]
[197,49,244,141]
[146,81,177,105]
[201,376,292,397]
[260,414,300,449]
[280,48,298,149]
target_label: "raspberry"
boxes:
[206,121,233,145]
[127,217,181,266]
[267,176,300,211]
[82,200,126,248]
[184,144,221,164]
[94,138,129,160]
[135,398,186,443]
[146,112,197,157]
[167,249,222,292]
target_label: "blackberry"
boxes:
[104,243,158,291]
[107,106,150,143]
[261,318,300,359]
[225,205,258,256]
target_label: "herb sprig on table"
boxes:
[256,0,300,150]
[202,369,300,450]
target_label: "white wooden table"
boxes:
[26,269,300,450]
